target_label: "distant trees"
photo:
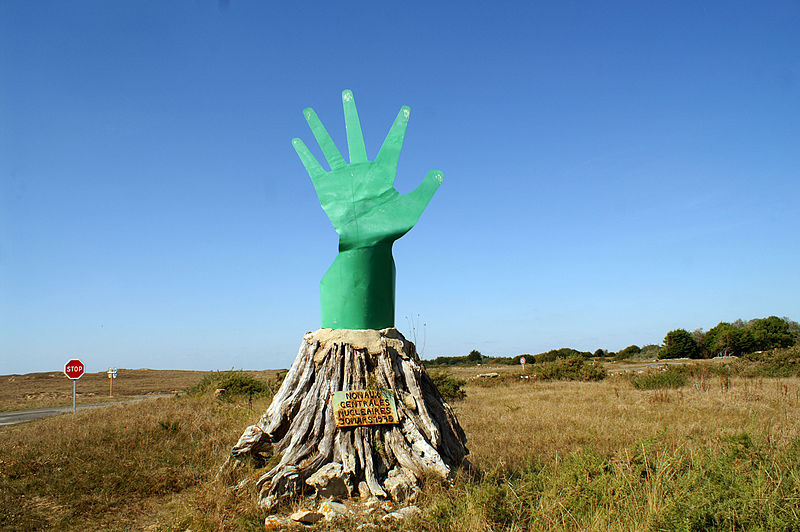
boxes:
[422,316,798,367]
[466,350,483,363]
[614,345,641,361]
[531,348,592,363]
[662,316,798,359]
[640,345,661,359]
[750,316,796,350]
[426,349,485,366]
[691,316,798,358]
[703,322,753,357]
[660,329,699,359]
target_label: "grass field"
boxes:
[2,352,800,530]
[0,369,279,412]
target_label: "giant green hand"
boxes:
[292,90,442,330]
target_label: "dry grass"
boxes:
[0,392,273,531]
[3,363,800,530]
[0,369,281,412]
[454,374,800,470]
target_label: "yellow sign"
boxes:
[333,389,398,428]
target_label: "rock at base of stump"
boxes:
[290,509,324,525]
[318,499,348,520]
[306,462,348,498]
[383,504,422,521]
[383,467,418,502]
[264,515,289,530]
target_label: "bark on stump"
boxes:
[222,328,468,510]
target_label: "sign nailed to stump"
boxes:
[333,389,398,428]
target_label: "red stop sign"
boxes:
[64,359,85,380]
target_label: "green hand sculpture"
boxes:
[292,90,442,330]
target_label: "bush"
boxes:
[629,367,687,389]
[428,370,467,401]
[614,345,641,361]
[188,370,274,400]
[640,344,660,359]
[532,348,592,364]
[426,349,487,366]
[740,345,800,377]
[533,356,605,382]
[466,350,483,363]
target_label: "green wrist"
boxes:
[320,242,395,330]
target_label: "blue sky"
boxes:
[2,1,798,374]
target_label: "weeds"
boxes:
[0,394,271,531]
[188,370,275,401]
[629,367,687,390]
[5,359,800,531]
[428,370,467,401]
[422,434,800,531]
[533,356,606,382]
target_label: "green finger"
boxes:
[375,106,410,170]
[303,107,346,170]
[292,137,326,183]
[400,169,442,225]
[342,89,368,164]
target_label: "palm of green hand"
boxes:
[292,91,442,251]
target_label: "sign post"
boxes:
[107,368,117,397]
[64,359,85,414]
[520,356,526,371]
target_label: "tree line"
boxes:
[661,316,799,359]
[423,315,799,366]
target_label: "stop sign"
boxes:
[64,359,85,380]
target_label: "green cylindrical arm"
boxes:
[320,243,395,329]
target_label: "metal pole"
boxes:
[73,380,76,414]
[109,375,112,397]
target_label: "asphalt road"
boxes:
[0,395,173,426]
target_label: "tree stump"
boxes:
[222,328,469,510]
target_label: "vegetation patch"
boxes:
[629,367,688,389]
[533,356,606,382]
[738,345,800,377]
[188,370,276,400]
[428,370,467,401]
[0,394,271,531]
[422,433,800,531]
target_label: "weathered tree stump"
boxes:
[222,328,468,510]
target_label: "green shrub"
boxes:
[533,348,592,363]
[426,351,484,366]
[187,370,274,400]
[534,356,605,382]
[614,345,641,361]
[629,367,687,389]
[640,344,661,359]
[428,370,467,401]
[739,345,800,377]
